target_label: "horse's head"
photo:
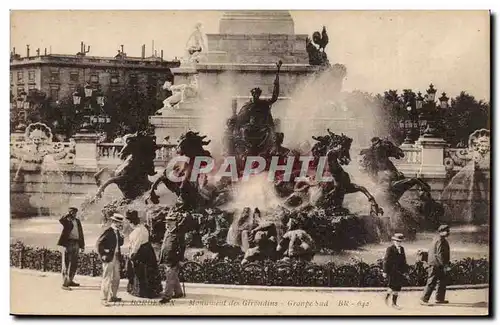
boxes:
[176,131,212,158]
[311,135,331,158]
[326,130,353,165]
[118,133,139,159]
[379,138,405,160]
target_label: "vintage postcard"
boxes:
[9,10,490,316]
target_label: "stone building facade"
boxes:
[10,52,180,102]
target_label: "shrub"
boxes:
[10,241,489,287]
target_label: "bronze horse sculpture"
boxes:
[146,131,229,211]
[283,129,384,216]
[91,132,157,202]
[359,137,431,206]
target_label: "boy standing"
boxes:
[383,233,408,309]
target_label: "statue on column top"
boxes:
[183,22,209,65]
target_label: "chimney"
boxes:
[36,48,40,56]
[44,48,47,55]
[154,50,157,57]
[12,47,15,55]
[161,50,163,60]
[81,41,84,53]
[120,45,124,54]
[141,44,145,58]
[26,45,30,58]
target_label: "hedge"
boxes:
[10,241,489,287]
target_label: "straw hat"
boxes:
[109,213,125,223]
[391,233,404,242]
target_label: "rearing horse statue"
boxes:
[285,129,384,216]
[146,131,229,211]
[359,137,431,207]
[90,133,157,202]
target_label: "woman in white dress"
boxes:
[125,210,162,298]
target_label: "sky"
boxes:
[10,10,490,101]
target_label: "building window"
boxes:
[28,71,35,81]
[28,84,36,91]
[90,74,99,83]
[49,86,59,101]
[17,87,25,95]
[17,71,23,82]
[10,72,13,84]
[70,72,79,82]
[50,71,60,82]
[129,73,138,85]
[110,75,119,85]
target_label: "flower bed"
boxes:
[10,241,489,287]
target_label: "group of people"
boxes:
[383,224,452,309]
[57,207,187,306]
[58,205,453,308]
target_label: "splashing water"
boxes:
[227,173,282,214]
[32,154,72,218]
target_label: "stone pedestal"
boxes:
[72,133,100,168]
[207,10,308,64]
[219,11,295,34]
[415,136,447,178]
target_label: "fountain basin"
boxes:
[10,162,99,218]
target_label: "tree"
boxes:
[441,92,490,146]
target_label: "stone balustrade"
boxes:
[96,142,177,166]
[393,146,423,165]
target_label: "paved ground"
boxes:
[10,268,489,316]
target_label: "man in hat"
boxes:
[57,207,85,290]
[383,233,408,309]
[96,213,125,305]
[158,209,191,304]
[420,225,451,305]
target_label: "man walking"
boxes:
[57,207,85,290]
[96,213,125,305]
[421,225,451,305]
[383,233,408,309]
[159,207,190,304]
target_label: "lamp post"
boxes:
[419,83,444,138]
[399,92,420,144]
[13,91,30,132]
[73,85,111,133]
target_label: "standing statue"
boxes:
[229,60,282,160]
[183,22,208,65]
[306,26,330,67]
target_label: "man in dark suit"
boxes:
[421,225,451,305]
[57,207,85,289]
[383,233,408,309]
[96,213,125,305]
[158,207,191,304]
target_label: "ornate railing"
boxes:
[396,146,422,165]
[10,141,76,164]
[444,148,472,171]
[96,143,177,162]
